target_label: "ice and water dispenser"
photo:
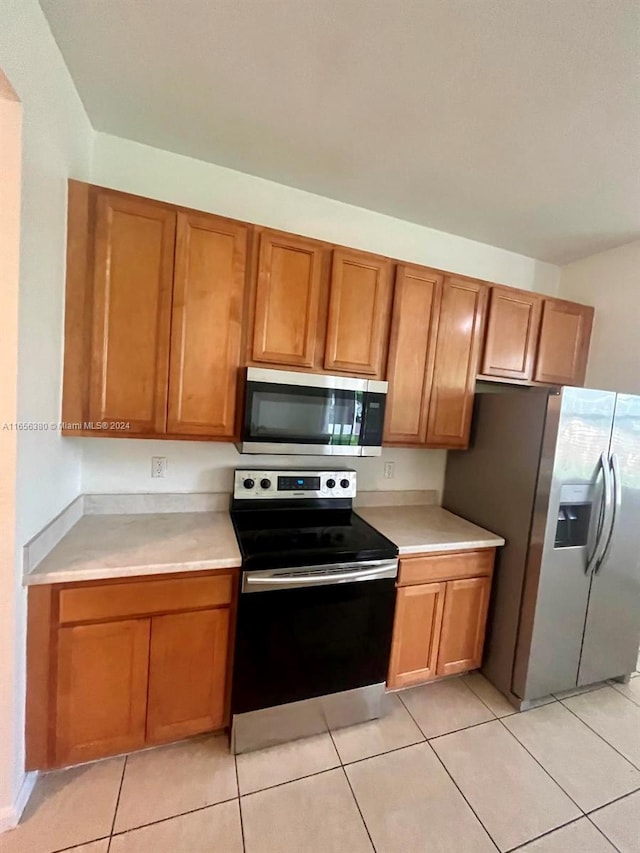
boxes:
[554,484,593,548]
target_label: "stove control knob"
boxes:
[242,478,255,490]
[260,478,272,490]
[326,478,336,489]
[340,478,350,489]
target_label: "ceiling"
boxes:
[40,0,640,264]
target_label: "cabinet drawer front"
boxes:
[59,573,234,624]
[398,549,494,586]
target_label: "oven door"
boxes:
[232,561,398,715]
[240,368,386,455]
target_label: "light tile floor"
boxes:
[2,669,639,853]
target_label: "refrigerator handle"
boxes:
[595,453,621,575]
[585,452,612,575]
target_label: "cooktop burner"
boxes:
[230,468,398,571]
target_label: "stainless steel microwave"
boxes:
[239,368,387,456]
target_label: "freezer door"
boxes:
[513,387,616,699]
[579,393,640,684]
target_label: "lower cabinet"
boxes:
[147,609,230,744]
[437,576,492,677]
[56,619,150,766]
[26,569,238,770]
[387,549,494,689]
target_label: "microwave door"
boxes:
[239,368,386,456]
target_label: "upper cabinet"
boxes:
[480,290,593,388]
[534,298,594,386]
[251,231,324,368]
[62,181,594,445]
[167,212,248,436]
[324,250,393,377]
[480,286,542,381]
[63,183,248,440]
[384,265,442,444]
[88,191,176,433]
[425,276,488,448]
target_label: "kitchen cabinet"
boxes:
[88,190,176,434]
[480,286,542,381]
[26,569,238,770]
[534,298,594,386]
[63,183,248,440]
[324,249,393,377]
[387,549,494,689]
[55,619,150,766]
[425,276,488,448]
[62,181,594,444]
[147,608,230,744]
[167,212,249,436]
[384,265,442,444]
[436,575,492,677]
[387,582,445,688]
[251,230,325,368]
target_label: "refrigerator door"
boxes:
[513,387,617,699]
[579,393,640,684]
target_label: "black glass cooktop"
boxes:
[231,508,398,571]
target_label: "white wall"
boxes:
[0,0,93,826]
[558,240,640,394]
[80,439,447,497]
[83,132,560,497]
[92,133,560,293]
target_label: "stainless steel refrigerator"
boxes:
[444,385,640,707]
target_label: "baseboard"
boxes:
[0,771,37,834]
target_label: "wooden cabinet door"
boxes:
[55,619,150,765]
[387,582,446,689]
[324,249,393,376]
[384,266,442,444]
[481,287,542,380]
[167,212,248,436]
[89,191,176,433]
[534,298,594,386]
[252,231,324,367]
[426,276,487,448]
[436,576,491,677]
[147,608,230,744]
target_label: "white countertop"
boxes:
[25,511,241,585]
[356,505,504,555]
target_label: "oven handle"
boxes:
[242,560,398,592]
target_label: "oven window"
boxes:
[245,382,363,445]
[232,578,396,714]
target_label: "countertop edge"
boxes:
[24,556,242,587]
[397,537,505,556]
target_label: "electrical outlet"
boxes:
[151,456,167,478]
[384,461,395,479]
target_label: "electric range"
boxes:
[229,468,398,753]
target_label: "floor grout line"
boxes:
[607,679,640,707]
[504,815,592,852]
[106,754,127,851]
[234,751,246,853]
[559,691,640,772]
[586,784,640,816]
[327,726,378,852]
[239,764,340,799]
[398,694,501,852]
[107,794,240,840]
[52,836,111,853]
[495,717,586,814]
[585,812,624,853]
